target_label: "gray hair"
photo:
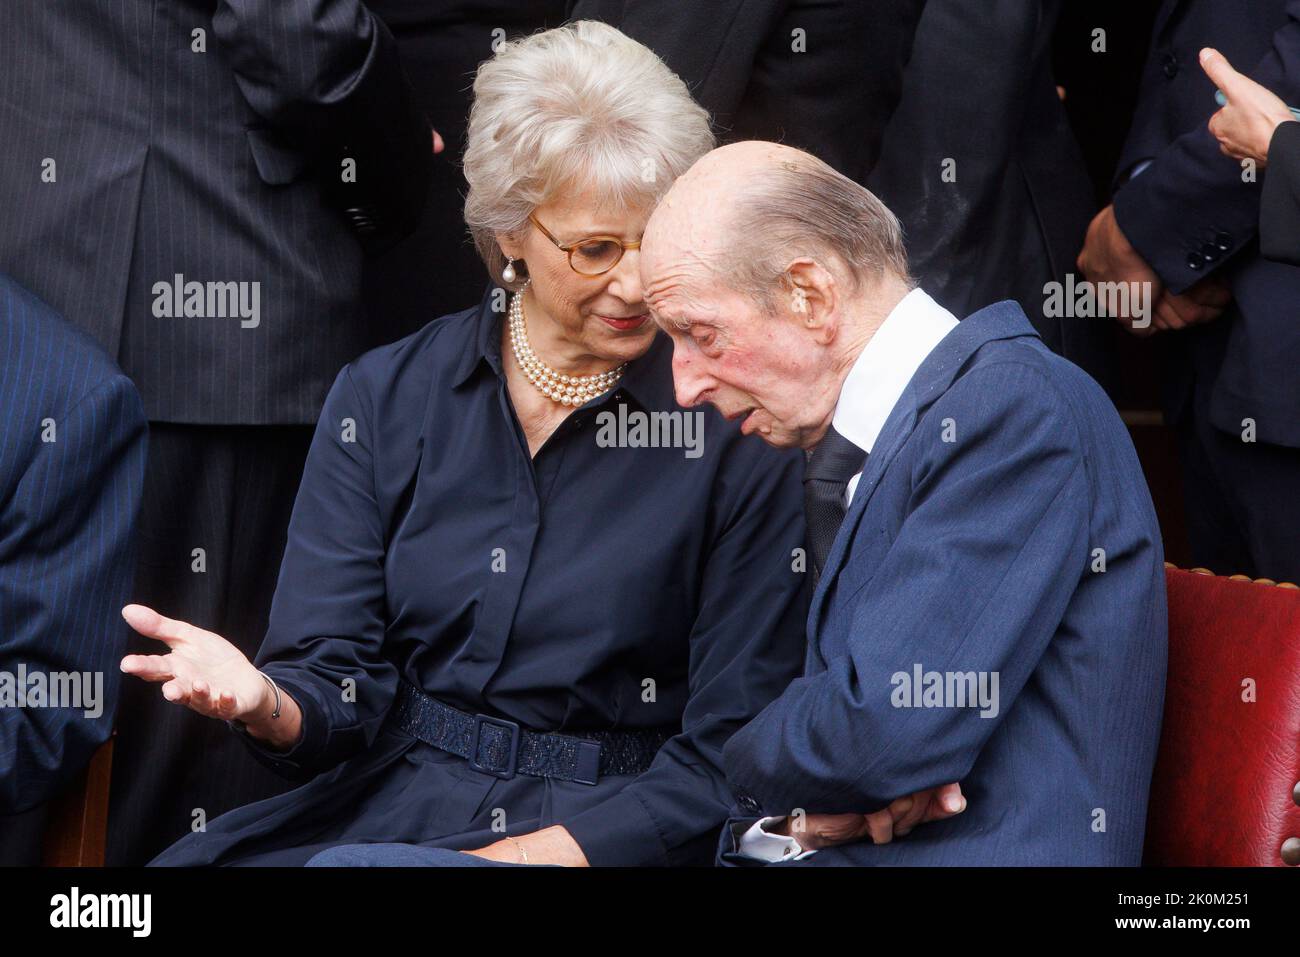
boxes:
[721,153,912,314]
[463,20,715,286]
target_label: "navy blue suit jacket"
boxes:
[1113,0,1300,448]
[0,275,147,860]
[719,302,1168,865]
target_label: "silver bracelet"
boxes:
[506,836,529,865]
[259,671,282,719]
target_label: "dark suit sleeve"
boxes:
[562,440,809,866]
[214,0,390,130]
[213,0,433,247]
[721,362,1090,815]
[1262,119,1300,264]
[868,0,1060,309]
[0,375,147,814]
[1113,0,1300,293]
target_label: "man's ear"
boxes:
[784,258,838,343]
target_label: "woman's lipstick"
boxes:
[598,313,649,331]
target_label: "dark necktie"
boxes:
[804,425,868,583]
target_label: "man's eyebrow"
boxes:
[645,297,677,323]
[650,304,693,332]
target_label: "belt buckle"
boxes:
[469,713,520,780]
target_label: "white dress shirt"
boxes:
[735,287,959,863]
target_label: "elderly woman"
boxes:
[124,21,808,867]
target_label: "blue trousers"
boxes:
[306,844,529,867]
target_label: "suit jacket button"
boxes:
[736,791,762,815]
[1162,52,1179,78]
[345,206,378,234]
[1214,231,1232,251]
[1200,242,1220,261]
[1185,251,1205,271]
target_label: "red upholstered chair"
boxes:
[41,733,114,866]
[1145,565,1300,866]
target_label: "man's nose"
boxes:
[671,343,711,408]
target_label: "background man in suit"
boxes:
[363,0,569,332]
[1200,47,1300,265]
[867,0,1117,393]
[0,0,432,863]
[0,275,148,865]
[1077,0,1300,584]
[642,142,1167,865]
[575,1,1116,386]
[568,0,927,184]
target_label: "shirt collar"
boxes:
[452,283,674,411]
[451,284,507,389]
[831,287,959,454]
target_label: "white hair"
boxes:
[724,153,914,315]
[463,20,715,286]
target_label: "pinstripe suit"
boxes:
[0,0,432,862]
[0,0,431,424]
[0,274,148,865]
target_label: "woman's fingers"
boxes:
[216,689,239,719]
[119,653,175,682]
[122,603,227,650]
[122,603,192,646]
[191,678,213,712]
[184,678,232,718]
[156,673,234,718]
[160,678,187,704]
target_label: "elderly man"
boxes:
[641,142,1169,866]
[0,274,148,864]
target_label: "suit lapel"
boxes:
[804,301,1039,649]
[1151,0,1184,44]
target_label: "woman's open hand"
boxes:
[119,604,268,722]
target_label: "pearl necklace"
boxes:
[508,290,625,406]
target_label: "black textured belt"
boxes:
[388,682,675,786]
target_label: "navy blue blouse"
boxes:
[230,287,809,866]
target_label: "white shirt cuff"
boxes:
[735,816,818,862]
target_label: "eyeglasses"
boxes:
[527,212,641,277]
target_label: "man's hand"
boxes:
[1077,204,1164,336]
[771,782,967,852]
[1201,47,1295,168]
[1152,275,1232,331]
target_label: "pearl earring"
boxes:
[502,258,517,284]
